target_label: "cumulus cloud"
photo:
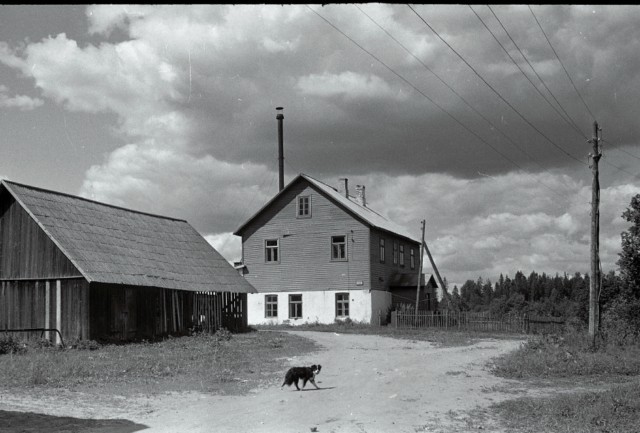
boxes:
[0,4,638,288]
[0,85,43,110]
[297,71,406,101]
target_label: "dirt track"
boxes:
[0,331,527,433]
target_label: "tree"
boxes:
[618,194,640,297]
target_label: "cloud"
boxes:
[297,71,406,101]
[0,85,43,110]
[0,4,638,288]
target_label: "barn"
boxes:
[0,179,256,344]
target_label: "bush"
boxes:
[0,335,27,355]
[602,297,640,346]
[214,328,232,342]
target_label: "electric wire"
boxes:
[528,5,597,122]
[305,6,538,173]
[407,4,587,166]
[477,5,588,141]
[354,4,573,201]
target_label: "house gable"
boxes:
[0,187,81,280]
[240,178,371,293]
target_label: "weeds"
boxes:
[0,331,318,395]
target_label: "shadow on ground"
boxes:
[0,410,148,433]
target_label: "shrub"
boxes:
[0,335,27,355]
[214,328,232,342]
[602,297,640,346]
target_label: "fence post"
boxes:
[391,311,397,328]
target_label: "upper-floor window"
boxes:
[331,235,347,261]
[297,195,311,218]
[265,239,279,263]
[410,248,415,269]
[265,295,278,318]
[393,241,398,265]
[399,244,405,267]
[379,238,386,263]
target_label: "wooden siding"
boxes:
[369,228,421,291]
[89,284,248,341]
[0,279,89,342]
[242,182,371,293]
[0,193,80,279]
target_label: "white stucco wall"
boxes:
[248,289,390,325]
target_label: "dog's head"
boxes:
[311,364,322,375]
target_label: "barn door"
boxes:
[114,287,137,340]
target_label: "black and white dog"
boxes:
[281,364,321,391]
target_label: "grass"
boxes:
[0,329,319,396]
[490,329,640,432]
[492,380,640,433]
[256,321,524,347]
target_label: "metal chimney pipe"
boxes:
[276,107,284,192]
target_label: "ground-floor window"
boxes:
[336,292,349,317]
[265,294,278,318]
[289,294,302,319]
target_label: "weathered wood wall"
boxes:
[0,193,80,279]
[0,278,89,342]
[89,284,248,341]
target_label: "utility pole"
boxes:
[589,121,602,346]
[415,220,426,322]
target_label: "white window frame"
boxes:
[297,195,311,218]
[331,235,348,261]
[265,239,280,263]
[336,293,349,317]
[265,295,278,318]
[289,294,303,319]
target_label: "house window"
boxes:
[331,235,347,261]
[297,195,311,218]
[265,295,278,318]
[379,238,385,263]
[336,293,349,317]
[399,244,405,267]
[289,294,302,319]
[393,241,398,265]
[410,248,415,270]
[265,239,279,263]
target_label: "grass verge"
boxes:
[492,380,640,433]
[256,321,524,347]
[0,330,318,396]
[490,329,640,433]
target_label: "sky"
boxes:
[0,4,639,289]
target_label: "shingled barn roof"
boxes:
[1,180,256,293]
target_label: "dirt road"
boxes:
[0,331,526,433]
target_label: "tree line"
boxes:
[438,193,640,344]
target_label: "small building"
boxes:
[0,179,256,343]
[234,173,437,325]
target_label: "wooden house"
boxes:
[0,179,256,343]
[234,174,437,325]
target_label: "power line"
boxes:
[407,4,587,167]
[354,4,573,200]
[528,5,597,122]
[306,5,572,202]
[478,5,588,141]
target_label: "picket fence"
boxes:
[390,310,565,334]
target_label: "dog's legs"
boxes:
[310,378,320,389]
[302,378,308,389]
[294,380,300,391]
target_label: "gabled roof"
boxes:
[234,173,419,244]
[1,179,256,293]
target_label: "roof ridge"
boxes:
[1,179,187,223]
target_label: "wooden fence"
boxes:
[391,310,565,334]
